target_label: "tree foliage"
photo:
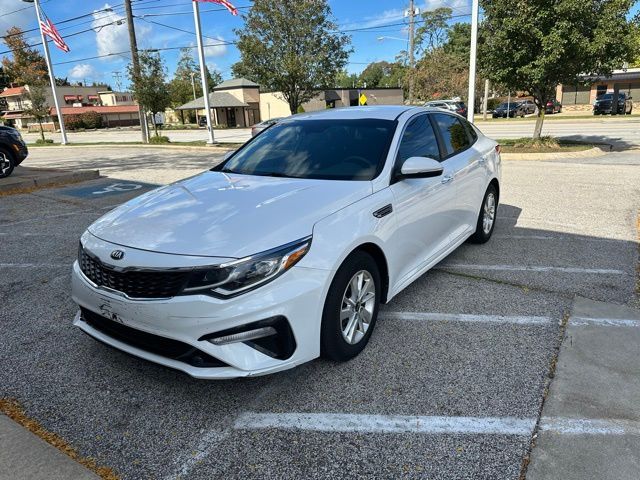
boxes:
[127,51,171,136]
[234,0,351,114]
[1,27,48,85]
[24,83,50,141]
[481,0,639,137]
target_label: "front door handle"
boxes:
[441,174,454,184]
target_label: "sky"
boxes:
[1,0,638,89]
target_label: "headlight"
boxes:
[183,236,311,298]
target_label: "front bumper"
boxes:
[9,140,28,164]
[71,254,331,379]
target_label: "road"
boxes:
[22,116,640,149]
[1,150,638,479]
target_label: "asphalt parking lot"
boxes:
[1,152,639,479]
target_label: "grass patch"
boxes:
[0,398,119,479]
[497,136,598,153]
[148,135,170,145]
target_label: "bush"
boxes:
[35,138,54,144]
[149,135,170,144]
[63,111,103,130]
[487,98,502,111]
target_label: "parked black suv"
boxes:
[0,125,28,178]
[593,93,633,115]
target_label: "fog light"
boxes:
[208,326,277,345]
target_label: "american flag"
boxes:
[40,15,70,53]
[194,0,239,16]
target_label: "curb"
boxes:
[501,146,610,161]
[0,169,100,195]
[27,144,238,153]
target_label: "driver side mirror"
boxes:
[398,156,444,180]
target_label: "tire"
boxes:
[320,251,381,361]
[0,147,15,179]
[468,184,498,244]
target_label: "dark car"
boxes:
[492,101,524,118]
[0,125,28,178]
[251,117,282,137]
[593,93,633,115]
[545,99,562,114]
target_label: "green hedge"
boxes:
[64,111,103,130]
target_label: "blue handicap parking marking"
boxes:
[64,181,157,198]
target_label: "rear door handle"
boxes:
[441,174,454,184]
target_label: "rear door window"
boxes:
[432,113,471,157]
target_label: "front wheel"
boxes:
[469,184,498,244]
[0,148,15,178]
[321,251,381,361]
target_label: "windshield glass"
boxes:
[498,102,515,108]
[219,118,396,180]
[597,93,614,100]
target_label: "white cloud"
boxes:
[0,0,35,36]
[68,63,100,80]
[203,35,228,59]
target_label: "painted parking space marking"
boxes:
[234,412,537,436]
[63,181,156,199]
[438,263,627,275]
[539,417,640,435]
[0,263,68,268]
[380,311,554,325]
[570,316,640,328]
[494,234,624,243]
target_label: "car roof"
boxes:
[288,105,417,121]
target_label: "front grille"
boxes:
[79,247,191,298]
[81,308,227,368]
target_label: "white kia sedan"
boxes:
[72,106,501,379]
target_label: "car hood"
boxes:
[88,171,372,258]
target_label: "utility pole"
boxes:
[112,71,123,92]
[467,0,479,123]
[407,0,416,105]
[192,0,215,144]
[482,79,490,120]
[124,0,149,143]
[30,0,67,144]
[190,71,199,125]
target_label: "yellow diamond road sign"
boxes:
[359,93,368,106]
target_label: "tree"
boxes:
[415,7,453,54]
[127,51,171,136]
[234,0,351,114]
[1,27,48,85]
[334,70,358,88]
[481,0,639,138]
[24,83,50,141]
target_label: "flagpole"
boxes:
[192,0,215,144]
[32,0,68,145]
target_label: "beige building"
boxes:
[0,85,139,130]
[176,78,405,127]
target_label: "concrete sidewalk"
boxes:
[0,166,99,195]
[0,414,98,480]
[527,296,640,480]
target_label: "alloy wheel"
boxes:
[482,192,496,234]
[340,270,376,345]
[0,153,10,175]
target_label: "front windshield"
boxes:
[498,102,514,108]
[219,118,396,181]
[597,93,614,100]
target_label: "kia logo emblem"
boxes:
[110,250,125,260]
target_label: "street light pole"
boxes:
[192,0,215,144]
[27,0,67,145]
[467,0,479,123]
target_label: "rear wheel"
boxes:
[0,147,15,178]
[469,184,498,244]
[321,251,381,361]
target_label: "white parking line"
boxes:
[380,311,554,325]
[234,412,537,436]
[0,263,68,268]
[0,211,91,227]
[570,316,640,328]
[438,264,627,275]
[494,234,623,243]
[540,417,640,435]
